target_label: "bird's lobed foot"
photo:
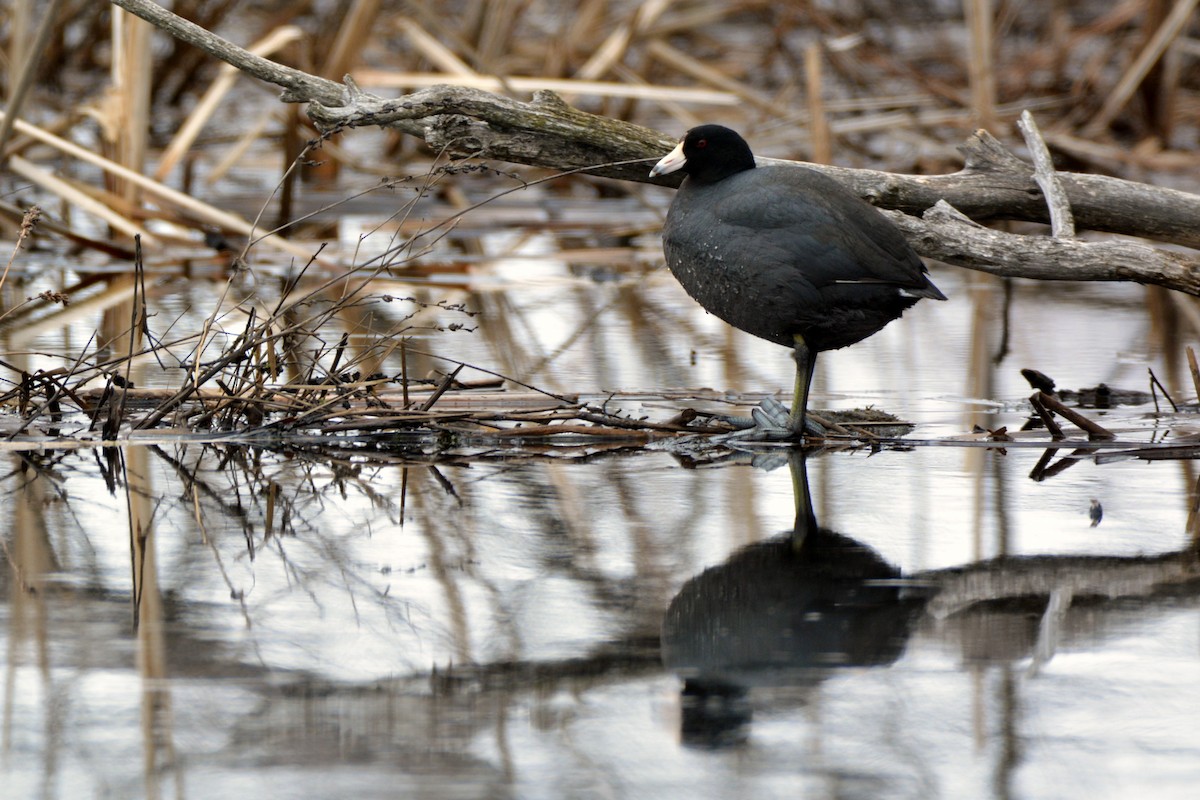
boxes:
[712,398,826,441]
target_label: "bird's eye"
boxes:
[696,139,707,149]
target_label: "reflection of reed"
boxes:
[124,444,183,798]
[5,452,57,783]
[965,272,999,563]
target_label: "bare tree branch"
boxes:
[110,0,1200,295]
[892,202,1200,296]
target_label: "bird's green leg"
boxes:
[790,336,816,436]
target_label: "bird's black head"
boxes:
[650,124,757,184]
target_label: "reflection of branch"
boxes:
[422,637,662,691]
[150,445,267,550]
[1028,446,1091,482]
[921,550,1200,620]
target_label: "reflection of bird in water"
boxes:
[660,452,926,747]
[1090,498,1103,527]
[650,125,946,436]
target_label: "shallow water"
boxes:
[3,416,1200,799]
[3,156,1200,800]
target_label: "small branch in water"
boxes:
[1034,391,1115,440]
[1148,367,1178,413]
[1028,392,1066,440]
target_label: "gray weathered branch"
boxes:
[111,0,1200,295]
[890,202,1200,296]
[308,80,674,185]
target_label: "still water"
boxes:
[3,423,1199,798]
[3,204,1200,798]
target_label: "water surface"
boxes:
[3,430,1198,798]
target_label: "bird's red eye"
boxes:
[696,139,707,148]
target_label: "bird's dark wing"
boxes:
[710,166,941,297]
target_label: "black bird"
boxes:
[650,125,946,436]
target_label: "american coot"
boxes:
[650,125,946,437]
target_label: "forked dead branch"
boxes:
[110,0,1200,296]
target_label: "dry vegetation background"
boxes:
[2,0,1200,441]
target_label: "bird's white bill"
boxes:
[649,141,686,177]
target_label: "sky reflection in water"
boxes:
[2,434,1199,799]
